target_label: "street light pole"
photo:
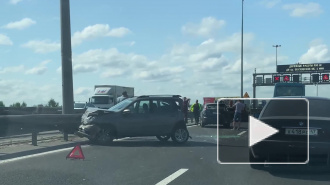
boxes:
[241,0,244,98]
[272,45,281,72]
[60,0,74,141]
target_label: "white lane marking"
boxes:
[156,168,188,185]
[237,131,246,136]
[0,137,132,164]
[187,125,198,128]
[0,147,81,165]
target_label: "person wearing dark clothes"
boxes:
[231,99,245,130]
[190,100,202,124]
[182,97,190,123]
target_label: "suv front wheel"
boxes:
[171,127,189,144]
[91,129,114,145]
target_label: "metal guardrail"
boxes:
[0,114,83,146]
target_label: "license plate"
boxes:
[285,129,318,136]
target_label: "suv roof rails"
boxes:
[137,95,181,98]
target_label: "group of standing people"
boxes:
[182,97,202,124]
[182,97,245,130]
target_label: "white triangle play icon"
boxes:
[249,116,279,147]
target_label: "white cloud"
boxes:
[21,40,60,53]
[107,27,131,37]
[200,39,214,46]
[260,0,281,8]
[0,79,62,106]
[72,48,148,74]
[101,69,125,78]
[70,46,188,82]
[166,32,255,67]
[74,87,93,102]
[9,0,22,4]
[73,64,98,74]
[299,39,330,63]
[3,18,36,30]
[74,87,93,96]
[200,57,228,72]
[282,3,323,17]
[0,65,25,74]
[25,60,50,75]
[181,17,225,37]
[56,66,62,74]
[133,67,185,82]
[57,28,292,101]
[129,41,135,47]
[0,34,13,45]
[0,61,51,75]
[71,24,131,46]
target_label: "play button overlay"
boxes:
[217,98,309,165]
[249,116,278,147]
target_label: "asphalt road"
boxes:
[0,124,330,185]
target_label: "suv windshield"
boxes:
[108,98,133,112]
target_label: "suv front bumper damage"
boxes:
[75,124,100,139]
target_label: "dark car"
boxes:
[76,95,190,145]
[200,103,231,127]
[249,96,330,169]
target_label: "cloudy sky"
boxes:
[0,0,330,106]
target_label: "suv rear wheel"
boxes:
[156,135,170,142]
[171,127,189,144]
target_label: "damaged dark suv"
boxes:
[76,95,190,145]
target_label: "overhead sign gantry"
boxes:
[252,63,330,98]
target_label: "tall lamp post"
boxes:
[60,0,74,141]
[240,0,244,98]
[272,45,281,72]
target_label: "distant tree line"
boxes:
[0,98,60,108]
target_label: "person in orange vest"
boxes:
[190,100,202,125]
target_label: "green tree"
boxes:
[21,102,27,107]
[0,101,5,107]
[10,102,21,108]
[47,98,59,107]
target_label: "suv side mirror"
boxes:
[123,109,131,114]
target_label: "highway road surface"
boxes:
[1,124,330,185]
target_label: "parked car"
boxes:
[76,95,190,145]
[249,96,330,169]
[200,103,231,128]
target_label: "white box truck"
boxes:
[89,85,134,109]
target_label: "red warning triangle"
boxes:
[66,144,85,160]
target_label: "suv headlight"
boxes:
[82,116,96,125]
